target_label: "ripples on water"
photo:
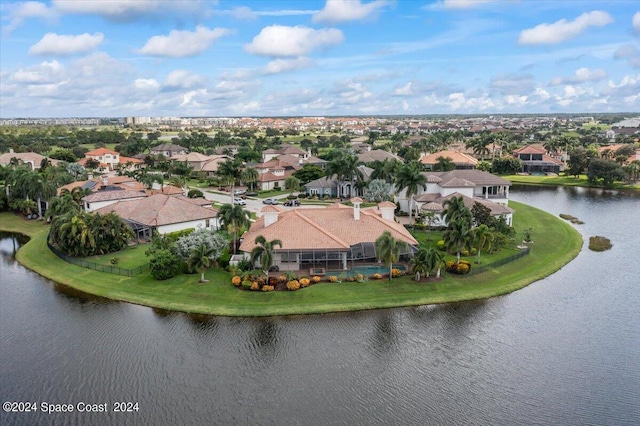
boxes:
[1,187,639,425]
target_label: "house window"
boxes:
[532,154,542,161]
[106,155,111,159]
[205,219,210,228]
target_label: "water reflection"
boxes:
[249,319,280,361]
[370,311,400,357]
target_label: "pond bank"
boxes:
[0,201,582,316]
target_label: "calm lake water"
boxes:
[1,186,639,426]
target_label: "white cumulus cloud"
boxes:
[430,0,497,10]
[393,82,414,96]
[245,25,344,57]
[138,26,231,57]
[549,67,607,86]
[2,1,58,34]
[52,0,209,20]
[313,0,388,24]
[28,32,104,56]
[518,11,613,45]
[633,12,640,32]
[262,57,314,74]
[163,70,208,90]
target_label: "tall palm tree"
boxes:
[375,231,408,281]
[45,193,80,222]
[285,176,301,192]
[473,224,494,264]
[432,250,446,278]
[217,203,250,254]
[466,136,490,161]
[408,246,435,281]
[394,161,427,224]
[442,196,472,226]
[241,167,259,192]
[250,235,283,277]
[434,156,455,171]
[187,244,216,283]
[217,158,243,204]
[443,218,473,264]
[324,152,362,199]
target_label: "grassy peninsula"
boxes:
[1,201,582,316]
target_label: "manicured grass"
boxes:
[88,244,150,269]
[503,174,640,190]
[1,200,582,317]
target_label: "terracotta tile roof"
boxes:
[119,155,143,164]
[83,190,147,203]
[0,152,60,168]
[258,169,294,182]
[240,204,418,252]
[85,147,119,156]
[94,194,218,227]
[417,192,513,216]
[358,149,402,163]
[148,185,183,196]
[378,201,396,208]
[513,144,546,154]
[424,170,511,186]
[420,150,478,166]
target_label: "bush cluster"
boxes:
[286,280,300,291]
[445,260,472,274]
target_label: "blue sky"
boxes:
[1,0,639,117]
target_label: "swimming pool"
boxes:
[326,264,406,277]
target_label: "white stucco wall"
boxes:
[157,217,220,234]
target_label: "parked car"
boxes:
[283,199,300,207]
[245,191,258,197]
[263,198,279,205]
[234,198,246,206]
[234,189,246,196]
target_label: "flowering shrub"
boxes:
[278,275,287,282]
[299,278,311,287]
[328,276,338,283]
[286,280,300,291]
[437,240,446,251]
[241,280,252,290]
[250,282,260,291]
[372,273,382,280]
[232,276,242,286]
[356,273,364,282]
[391,268,403,277]
[446,260,471,274]
[312,276,321,283]
[261,285,275,292]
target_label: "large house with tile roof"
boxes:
[398,169,513,226]
[513,144,564,174]
[420,150,478,170]
[78,147,143,172]
[239,199,417,272]
[0,150,60,170]
[149,143,188,158]
[94,193,219,240]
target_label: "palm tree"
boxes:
[249,235,283,277]
[432,250,446,278]
[472,224,494,264]
[375,231,408,281]
[394,161,427,224]
[324,152,362,198]
[45,193,80,222]
[187,244,216,283]
[241,167,259,192]
[434,156,455,172]
[466,136,490,161]
[217,158,243,204]
[217,203,250,254]
[409,247,433,281]
[442,196,472,226]
[285,176,301,192]
[443,218,474,264]
[14,169,56,219]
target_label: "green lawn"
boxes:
[503,174,640,190]
[87,244,150,269]
[1,200,582,317]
